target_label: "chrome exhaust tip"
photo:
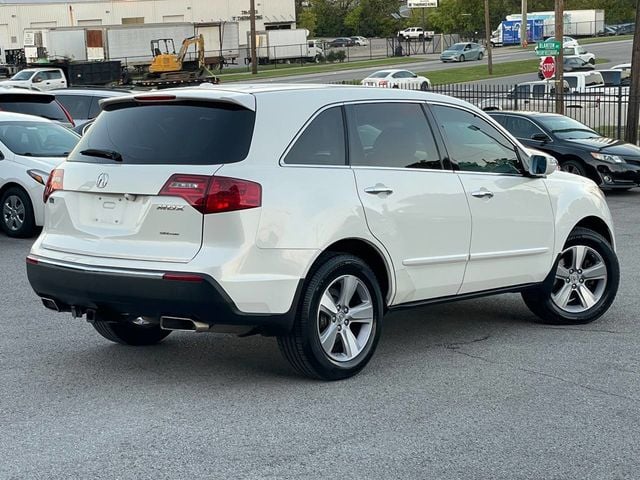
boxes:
[42,297,61,312]
[160,316,210,333]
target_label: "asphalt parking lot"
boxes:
[2,190,640,480]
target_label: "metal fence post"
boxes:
[617,85,623,140]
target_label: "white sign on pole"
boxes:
[408,0,439,7]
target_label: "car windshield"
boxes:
[449,44,464,51]
[369,71,391,78]
[0,95,69,122]
[10,70,35,81]
[0,121,79,157]
[539,116,600,139]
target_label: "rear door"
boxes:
[347,101,471,304]
[41,95,257,263]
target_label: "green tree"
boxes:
[298,9,318,36]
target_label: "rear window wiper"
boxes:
[80,149,123,162]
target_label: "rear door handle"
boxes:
[364,185,393,195]
[471,190,494,199]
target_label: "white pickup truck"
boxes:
[0,68,67,91]
[397,27,434,41]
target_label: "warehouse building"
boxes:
[0,0,296,60]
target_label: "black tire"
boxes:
[1,187,36,238]
[420,81,429,91]
[93,320,172,346]
[277,254,384,381]
[478,52,484,60]
[561,159,587,177]
[589,58,595,65]
[522,227,619,325]
[459,55,465,62]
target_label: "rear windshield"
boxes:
[0,121,79,157]
[0,95,68,122]
[68,102,256,165]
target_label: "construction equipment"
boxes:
[137,34,219,88]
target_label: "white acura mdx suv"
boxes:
[26,85,620,380]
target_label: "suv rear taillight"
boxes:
[159,174,262,214]
[43,169,64,203]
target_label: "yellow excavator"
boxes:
[137,34,219,88]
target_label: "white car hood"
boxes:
[0,80,31,88]
[12,154,64,172]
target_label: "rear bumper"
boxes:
[26,258,302,335]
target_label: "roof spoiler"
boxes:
[100,88,256,112]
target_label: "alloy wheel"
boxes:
[2,195,25,232]
[551,245,608,313]
[317,275,374,362]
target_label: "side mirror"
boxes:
[529,154,557,176]
[531,133,549,142]
[33,76,43,83]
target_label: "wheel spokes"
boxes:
[576,285,597,309]
[340,328,360,359]
[347,301,373,324]
[320,323,339,352]
[572,245,587,270]
[338,276,358,307]
[319,291,338,316]
[553,282,573,308]
[582,262,607,280]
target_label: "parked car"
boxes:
[614,23,635,35]
[597,25,619,36]
[361,69,431,91]
[0,68,67,91]
[479,80,572,111]
[397,27,433,41]
[612,63,631,72]
[597,69,631,87]
[0,87,74,128]
[52,88,131,127]
[440,42,485,62]
[327,37,355,48]
[488,111,640,190]
[562,46,595,65]
[0,112,79,237]
[350,36,369,46]
[544,36,580,47]
[26,86,620,380]
[538,56,594,79]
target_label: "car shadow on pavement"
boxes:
[42,294,536,385]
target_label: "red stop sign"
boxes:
[541,56,556,80]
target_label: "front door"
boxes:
[346,102,472,304]
[429,103,555,294]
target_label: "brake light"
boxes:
[134,94,177,102]
[158,175,262,214]
[57,101,75,127]
[162,273,203,282]
[43,169,64,203]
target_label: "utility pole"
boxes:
[625,1,640,143]
[250,0,258,75]
[555,0,564,115]
[521,0,527,48]
[484,0,493,74]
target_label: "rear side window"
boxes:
[46,70,62,80]
[56,94,92,119]
[283,106,345,166]
[68,102,256,165]
[0,95,67,122]
[348,102,442,170]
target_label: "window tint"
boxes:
[532,85,546,97]
[56,94,92,119]
[88,96,102,118]
[431,104,522,174]
[46,70,62,79]
[505,116,544,139]
[349,102,441,170]
[0,95,68,122]
[69,101,255,165]
[283,106,345,166]
[0,121,78,157]
[511,85,530,99]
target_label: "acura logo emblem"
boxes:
[96,173,109,189]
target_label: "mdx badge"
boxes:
[96,173,109,189]
[156,205,185,211]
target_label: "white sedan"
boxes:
[0,112,79,237]
[361,69,431,91]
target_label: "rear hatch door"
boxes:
[41,91,256,263]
